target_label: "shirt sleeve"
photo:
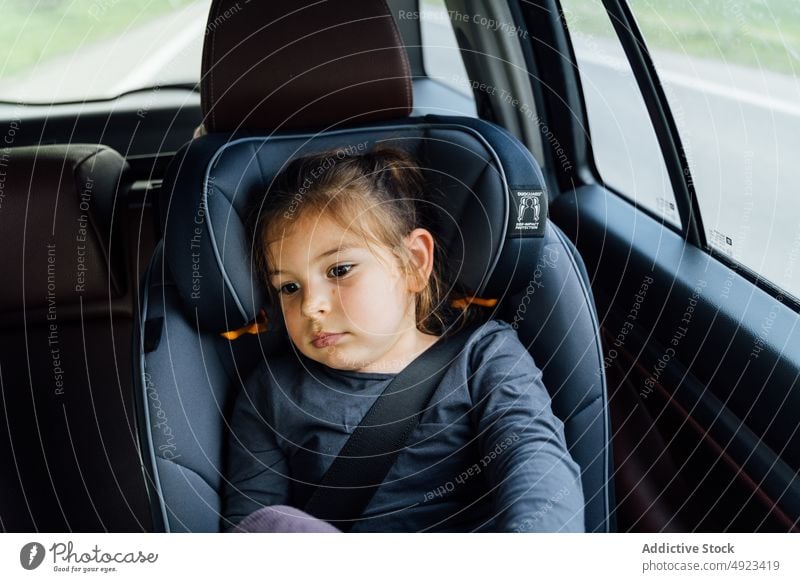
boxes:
[222,368,291,529]
[468,324,585,532]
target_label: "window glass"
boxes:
[417,0,474,97]
[624,0,800,302]
[560,0,681,228]
[0,0,208,103]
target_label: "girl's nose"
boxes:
[300,285,331,318]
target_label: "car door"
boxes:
[506,0,799,531]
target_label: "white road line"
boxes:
[109,15,204,95]
[579,51,800,118]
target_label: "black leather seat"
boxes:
[0,145,152,531]
[134,0,614,532]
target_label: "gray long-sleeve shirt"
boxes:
[223,320,585,532]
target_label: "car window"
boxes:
[559,0,681,228]
[562,0,800,303]
[417,0,473,97]
[624,0,800,303]
[0,0,208,103]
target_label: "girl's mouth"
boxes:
[311,332,346,349]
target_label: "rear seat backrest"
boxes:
[0,145,152,532]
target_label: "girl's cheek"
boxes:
[339,285,371,314]
[280,302,301,331]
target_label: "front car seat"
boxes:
[134,0,614,532]
[0,145,152,532]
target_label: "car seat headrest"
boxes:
[0,145,128,319]
[161,119,549,332]
[201,0,413,133]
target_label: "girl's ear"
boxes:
[403,228,435,293]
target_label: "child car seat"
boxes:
[134,0,614,532]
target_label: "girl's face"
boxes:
[267,213,437,373]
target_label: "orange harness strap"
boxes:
[220,309,269,340]
[450,296,498,310]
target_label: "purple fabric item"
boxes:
[229,505,342,533]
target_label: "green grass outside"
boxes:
[2,0,796,83]
[563,0,800,75]
[0,0,198,80]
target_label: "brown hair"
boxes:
[250,145,476,335]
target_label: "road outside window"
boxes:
[0,0,208,103]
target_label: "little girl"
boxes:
[222,146,585,532]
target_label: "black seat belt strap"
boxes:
[299,325,476,530]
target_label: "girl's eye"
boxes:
[327,264,354,278]
[279,282,299,295]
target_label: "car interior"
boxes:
[0,0,797,533]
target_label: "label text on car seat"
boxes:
[510,189,546,237]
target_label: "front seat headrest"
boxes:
[201,0,413,132]
[0,145,128,320]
